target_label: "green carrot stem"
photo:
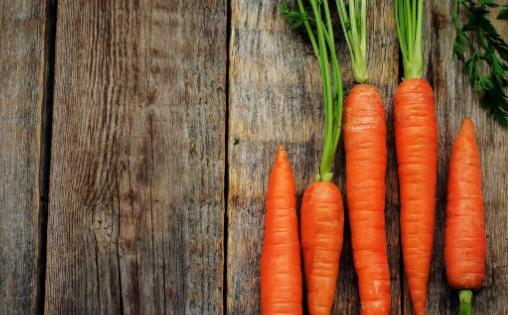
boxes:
[321,0,343,181]
[322,0,340,101]
[308,1,334,182]
[336,0,369,83]
[395,0,424,79]
[459,290,473,315]
[281,0,344,182]
[296,0,320,61]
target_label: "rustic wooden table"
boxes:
[0,0,506,314]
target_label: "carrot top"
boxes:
[395,0,424,79]
[282,0,344,182]
[337,0,368,83]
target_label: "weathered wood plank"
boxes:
[228,0,400,313]
[0,1,49,314]
[403,2,508,314]
[44,1,226,314]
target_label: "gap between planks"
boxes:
[224,0,232,313]
[36,0,58,314]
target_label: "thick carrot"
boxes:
[301,181,344,315]
[445,118,485,315]
[344,84,391,314]
[394,79,437,315]
[260,145,302,315]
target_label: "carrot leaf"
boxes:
[454,0,508,127]
[281,1,310,29]
[498,4,508,19]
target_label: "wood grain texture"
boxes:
[0,0,506,314]
[44,1,226,314]
[227,0,400,314]
[402,2,508,314]
[0,1,48,314]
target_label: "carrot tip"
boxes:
[275,145,289,163]
[457,118,476,140]
[462,117,474,128]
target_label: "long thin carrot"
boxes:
[260,145,302,315]
[337,1,391,313]
[282,1,345,314]
[445,118,486,315]
[394,1,438,314]
[395,79,437,315]
[344,85,391,314]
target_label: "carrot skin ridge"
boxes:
[394,79,438,315]
[261,145,303,315]
[344,84,391,315]
[301,181,344,315]
[445,118,485,291]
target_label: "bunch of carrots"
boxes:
[260,1,487,315]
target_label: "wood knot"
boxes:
[432,11,447,30]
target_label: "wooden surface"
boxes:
[0,0,506,314]
[44,0,226,314]
[0,1,49,314]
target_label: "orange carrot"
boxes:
[395,0,438,313]
[282,2,345,313]
[445,118,485,315]
[336,0,391,311]
[260,145,302,315]
[344,84,391,314]
[394,79,437,315]
[301,182,344,315]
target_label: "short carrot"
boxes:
[395,0,438,314]
[282,1,345,314]
[301,181,344,315]
[337,1,391,313]
[445,118,486,315]
[260,145,302,315]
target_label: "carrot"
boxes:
[445,118,486,315]
[344,85,391,315]
[337,1,391,313]
[260,145,302,315]
[301,182,344,315]
[282,1,345,314]
[395,1,438,314]
[394,79,437,315]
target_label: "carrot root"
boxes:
[445,119,486,292]
[395,78,438,315]
[344,84,391,315]
[301,181,344,315]
[261,145,302,315]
